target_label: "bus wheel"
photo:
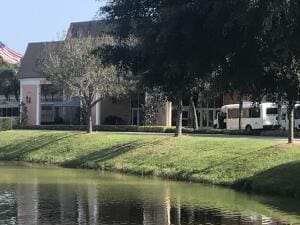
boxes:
[245,125,252,132]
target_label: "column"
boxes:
[20,79,44,126]
[95,94,101,126]
[36,83,41,125]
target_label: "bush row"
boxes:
[260,129,300,137]
[0,118,12,131]
[13,124,299,137]
[14,125,170,133]
[13,124,259,135]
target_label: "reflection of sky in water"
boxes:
[0,163,299,225]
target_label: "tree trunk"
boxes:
[175,98,183,137]
[87,107,93,134]
[238,97,243,130]
[277,100,282,128]
[189,96,199,130]
[288,105,294,144]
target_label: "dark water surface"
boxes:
[0,162,299,225]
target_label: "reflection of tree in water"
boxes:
[0,181,295,225]
[17,181,39,225]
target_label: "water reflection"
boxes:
[0,164,299,225]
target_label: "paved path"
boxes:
[188,133,300,144]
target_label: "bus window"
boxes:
[250,108,260,118]
[295,109,300,119]
[266,108,278,115]
[242,109,250,118]
[228,109,238,119]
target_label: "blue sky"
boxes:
[1,0,105,55]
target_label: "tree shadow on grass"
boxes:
[233,160,300,200]
[0,133,78,161]
[63,138,169,169]
[187,145,278,176]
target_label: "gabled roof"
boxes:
[18,41,62,79]
[19,20,111,79]
[67,20,113,39]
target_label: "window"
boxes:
[0,108,4,117]
[6,108,12,117]
[295,109,300,120]
[266,108,278,115]
[242,109,250,118]
[250,108,260,118]
[182,111,189,127]
[42,106,53,111]
[228,109,238,119]
[12,108,19,117]
[0,107,19,117]
[182,111,189,119]
[131,94,145,108]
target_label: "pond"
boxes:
[0,162,299,225]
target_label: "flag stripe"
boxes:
[0,41,22,64]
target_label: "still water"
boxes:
[0,162,299,225]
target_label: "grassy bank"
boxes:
[0,130,299,197]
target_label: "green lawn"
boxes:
[0,130,299,197]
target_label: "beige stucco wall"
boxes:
[22,85,38,125]
[155,102,172,126]
[100,97,131,125]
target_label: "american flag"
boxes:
[0,41,22,64]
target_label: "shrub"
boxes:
[0,118,12,131]
[261,129,300,137]
[14,125,87,131]
[95,125,138,132]
[137,126,167,133]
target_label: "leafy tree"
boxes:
[261,0,300,143]
[101,0,227,136]
[218,0,300,142]
[38,36,132,133]
[0,61,20,101]
[210,0,269,130]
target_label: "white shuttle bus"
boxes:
[218,102,278,131]
[280,104,300,131]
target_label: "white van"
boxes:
[218,102,278,131]
[280,104,300,130]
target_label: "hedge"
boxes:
[0,118,12,131]
[14,125,169,133]
[12,124,262,135]
[13,124,300,137]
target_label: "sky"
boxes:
[1,0,105,55]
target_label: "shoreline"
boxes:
[0,130,299,198]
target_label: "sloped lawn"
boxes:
[0,130,299,197]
